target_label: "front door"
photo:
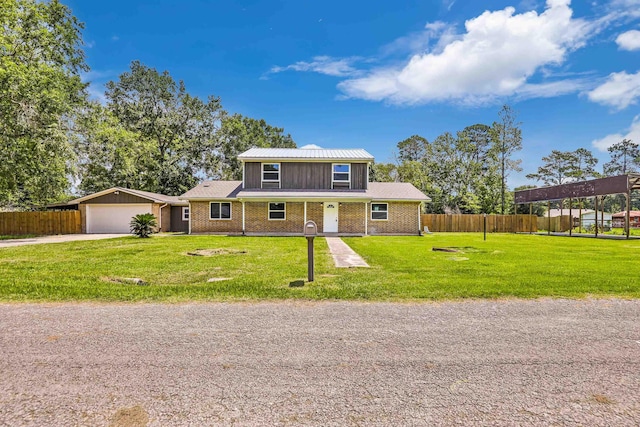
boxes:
[323,202,339,233]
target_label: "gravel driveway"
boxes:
[1,299,639,426]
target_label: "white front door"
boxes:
[323,202,339,233]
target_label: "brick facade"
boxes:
[188,199,421,235]
[338,202,367,234]
[190,201,243,234]
[245,202,305,234]
[368,202,420,235]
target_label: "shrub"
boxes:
[130,213,157,238]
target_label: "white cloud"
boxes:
[592,115,640,151]
[587,70,640,109]
[338,0,595,105]
[269,56,362,77]
[616,29,640,50]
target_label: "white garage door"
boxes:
[86,204,153,234]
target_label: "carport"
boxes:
[514,174,640,239]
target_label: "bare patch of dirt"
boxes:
[109,405,149,427]
[101,277,148,286]
[592,394,615,404]
[448,256,469,261]
[207,277,232,282]
[186,248,247,256]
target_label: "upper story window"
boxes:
[332,163,350,189]
[262,163,280,189]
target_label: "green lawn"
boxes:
[0,234,39,240]
[0,233,638,302]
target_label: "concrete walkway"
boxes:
[325,237,369,268]
[0,234,128,248]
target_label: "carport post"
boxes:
[626,191,631,240]
[594,196,599,238]
[569,198,572,236]
[547,201,551,235]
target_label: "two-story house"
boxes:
[180,145,430,235]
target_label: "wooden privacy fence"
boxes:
[0,211,81,236]
[421,214,537,233]
[536,215,572,232]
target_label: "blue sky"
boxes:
[69,0,640,188]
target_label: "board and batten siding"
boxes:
[350,163,368,190]
[281,163,332,189]
[244,162,262,189]
[79,192,151,204]
[243,161,368,190]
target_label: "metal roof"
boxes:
[180,181,430,202]
[237,148,375,162]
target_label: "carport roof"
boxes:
[515,174,640,203]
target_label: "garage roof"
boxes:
[66,187,187,206]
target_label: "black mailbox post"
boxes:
[304,220,317,282]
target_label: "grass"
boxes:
[0,233,639,302]
[0,234,39,240]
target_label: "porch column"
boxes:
[304,201,307,224]
[242,201,245,235]
[364,202,368,236]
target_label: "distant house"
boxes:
[580,211,612,229]
[612,211,640,228]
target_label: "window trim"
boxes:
[261,162,281,188]
[268,202,286,221]
[182,206,190,221]
[209,201,232,221]
[371,202,388,221]
[332,163,351,189]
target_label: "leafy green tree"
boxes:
[396,135,429,163]
[369,162,397,182]
[568,148,599,181]
[603,139,639,175]
[458,124,501,213]
[526,150,577,186]
[104,61,223,195]
[74,102,154,194]
[0,0,88,209]
[130,213,157,238]
[491,105,523,214]
[218,113,295,180]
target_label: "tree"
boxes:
[603,139,639,176]
[568,148,599,181]
[396,135,428,163]
[526,150,578,186]
[491,105,523,214]
[130,213,157,238]
[218,113,295,180]
[74,102,154,194]
[0,0,88,209]
[369,162,397,182]
[458,124,501,213]
[104,61,223,195]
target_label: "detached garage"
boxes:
[66,188,189,234]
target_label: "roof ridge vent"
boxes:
[299,144,323,149]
